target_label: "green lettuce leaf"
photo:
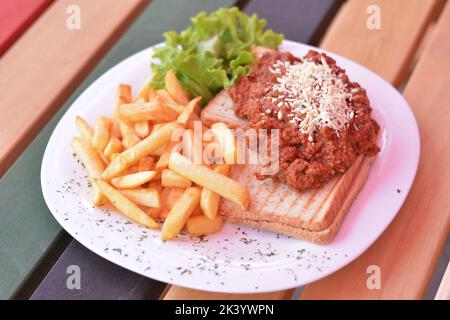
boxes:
[150,7,284,105]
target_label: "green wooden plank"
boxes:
[0,0,235,299]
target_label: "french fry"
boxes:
[148,144,166,156]
[75,116,94,140]
[151,123,165,134]
[161,187,201,240]
[168,152,250,209]
[165,70,190,105]
[110,171,157,189]
[110,119,122,139]
[122,134,141,149]
[116,84,132,106]
[177,97,201,126]
[147,187,183,220]
[133,85,150,103]
[161,169,192,188]
[155,141,180,170]
[118,188,160,208]
[211,122,236,164]
[104,136,123,159]
[186,215,224,237]
[117,101,179,123]
[182,129,202,164]
[138,156,154,171]
[92,116,111,151]
[156,89,184,113]
[147,86,157,101]
[110,153,120,161]
[102,122,181,180]
[114,84,132,139]
[119,120,136,137]
[134,121,150,138]
[200,164,230,219]
[71,137,106,205]
[95,179,158,229]
[97,150,110,165]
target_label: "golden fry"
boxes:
[104,136,123,159]
[92,116,111,151]
[117,101,178,123]
[200,164,230,219]
[211,122,236,164]
[182,129,202,164]
[187,215,224,237]
[156,141,180,170]
[102,122,181,180]
[138,156,154,172]
[110,171,157,189]
[118,188,160,208]
[161,169,192,188]
[147,187,183,220]
[169,152,250,209]
[161,187,201,240]
[156,89,184,113]
[134,121,150,138]
[95,179,158,229]
[122,134,141,149]
[75,116,94,140]
[71,137,106,205]
[176,97,201,126]
[165,70,190,105]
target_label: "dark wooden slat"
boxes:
[21,0,236,300]
[243,0,342,44]
[30,241,166,300]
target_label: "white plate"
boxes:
[41,40,420,293]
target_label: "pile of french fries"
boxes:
[71,71,250,241]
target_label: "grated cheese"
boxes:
[268,58,354,139]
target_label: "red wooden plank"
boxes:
[0,0,53,56]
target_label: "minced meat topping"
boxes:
[229,50,380,191]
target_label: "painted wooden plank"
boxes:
[301,1,450,299]
[0,0,53,56]
[21,0,236,300]
[30,241,166,300]
[0,0,150,300]
[163,287,295,300]
[0,0,148,178]
[161,0,341,301]
[320,0,444,86]
[435,262,450,300]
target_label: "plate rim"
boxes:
[41,39,420,293]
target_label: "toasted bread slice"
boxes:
[201,90,373,244]
[201,91,248,128]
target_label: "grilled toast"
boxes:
[201,90,373,244]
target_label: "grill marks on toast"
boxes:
[226,156,372,244]
[221,156,363,232]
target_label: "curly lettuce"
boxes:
[150,7,284,104]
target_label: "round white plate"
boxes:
[41,40,420,293]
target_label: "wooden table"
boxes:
[0,0,448,300]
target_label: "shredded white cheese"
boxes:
[269,58,354,139]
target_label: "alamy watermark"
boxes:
[66,4,81,30]
[169,121,280,175]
